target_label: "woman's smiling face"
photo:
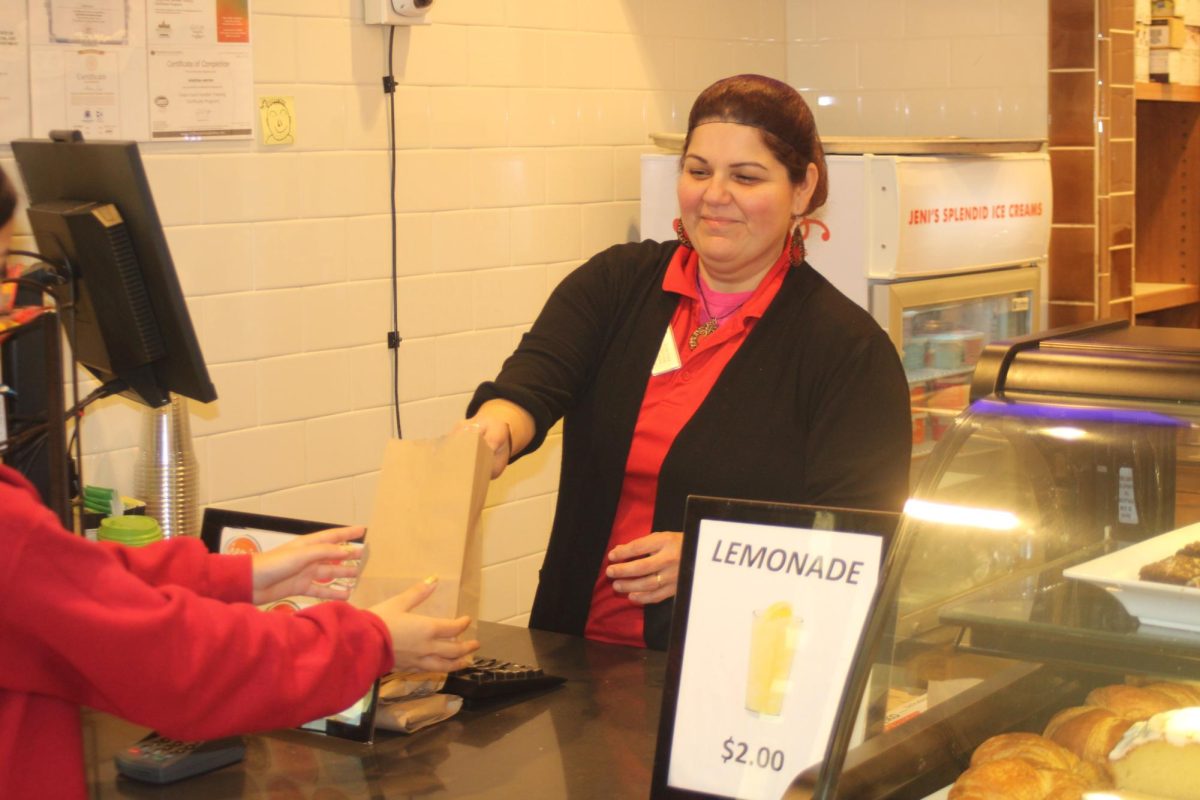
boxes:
[677,121,816,291]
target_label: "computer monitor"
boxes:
[11,134,216,408]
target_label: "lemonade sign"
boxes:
[657,514,884,800]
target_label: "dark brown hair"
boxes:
[0,164,16,230]
[681,74,828,215]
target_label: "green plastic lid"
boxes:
[98,515,163,546]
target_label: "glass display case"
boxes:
[883,267,1039,463]
[789,320,1200,800]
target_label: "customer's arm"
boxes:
[102,525,367,604]
[0,489,400,741]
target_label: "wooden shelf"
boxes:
[1136,82,1200,102]
[1133,282,1200,313]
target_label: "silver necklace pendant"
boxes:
[689,319,719,350]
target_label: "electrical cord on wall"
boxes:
[384,25,404,440]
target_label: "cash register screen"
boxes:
[199,508,380,743]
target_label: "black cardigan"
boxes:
[468,240,911,649]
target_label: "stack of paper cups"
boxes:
[133,395,199,538]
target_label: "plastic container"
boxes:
[910,386,928,446]
[928,333,965,370]
[97,515,163,547]
[960,331,986,365]
[904,337,929,370]
[929,375,971,412]
[912,413,928,446]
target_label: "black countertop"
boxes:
[83,621,666,799]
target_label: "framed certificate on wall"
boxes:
[650,496,899,800]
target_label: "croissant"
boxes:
[1141,681,1200,708]
[1085,684,1180,720]
[1043,705,1133,764]
[949,757,1089,800]
[951,731,1107,800]
[969,732,1080,772]
[952,681,1200,798]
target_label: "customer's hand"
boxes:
[368,579,480,673]
[251,526,366,605]
[606,531,683,605]
[454,414,512,478]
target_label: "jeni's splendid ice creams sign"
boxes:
[906,201,1045,226]
[804,152,1052,282]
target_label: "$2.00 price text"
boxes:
[721,737,785,772]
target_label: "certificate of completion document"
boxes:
[48,0,130,45]
[65,48,122,138]
[27,0,252,141]
[0,3,31,142]
[31,0,147,139]
[148,46,252,139]
[148,0,212,44]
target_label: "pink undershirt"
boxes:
[698,278,755,325]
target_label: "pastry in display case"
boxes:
[786,320,1200,800]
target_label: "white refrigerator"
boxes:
[640,140,1052,464]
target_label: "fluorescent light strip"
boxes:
[903,499,1020,531]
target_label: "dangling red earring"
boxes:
[790,222,805,266]
[674,218,693,249]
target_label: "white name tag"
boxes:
[651,325,682,376]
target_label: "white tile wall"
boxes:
[251,218,347,290]
[11,0,1052,628]
[787,0,1048,138]
[260,478,357,524]
[168,224,256,297]
[206,422,308,501]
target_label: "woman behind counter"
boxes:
[459,74,912,650]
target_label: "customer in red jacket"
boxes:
[0,166,478,799]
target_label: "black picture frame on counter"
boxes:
[199,508,380,744]
[199,507,346,550]
[651,496,900,800]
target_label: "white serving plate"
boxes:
[1064,522,1200,633]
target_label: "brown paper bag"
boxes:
[350,431,491,639]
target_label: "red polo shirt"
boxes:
[584,243,792,647]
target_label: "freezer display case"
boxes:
[804,145,1049,469]
[787,320,1200,800]
[884,267,1039,460]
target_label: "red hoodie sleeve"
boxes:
[99,536,250,602]
[0,469,395,741]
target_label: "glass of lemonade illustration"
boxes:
[745,601,801,716]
